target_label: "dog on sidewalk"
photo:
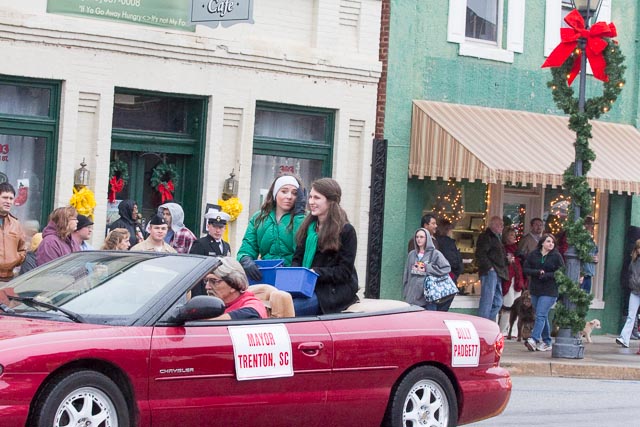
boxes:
[578,319,601,343]
[507,290,535,341]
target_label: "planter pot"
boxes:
[552,327,584,359]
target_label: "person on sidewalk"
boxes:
[435,218,463,283]
[616,239,640,348]
[522,233,565,352]
[131,214,176,253]
[408,213,438,252]
[0,182,26,281]
[189,208,231,297]
[37,206,81,266]
[71,214,94,251]
[157,202,197,254]
[580,216,599,294]
[518,217,544,259]
[475,216,509,321]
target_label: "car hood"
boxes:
[0,315,111,343]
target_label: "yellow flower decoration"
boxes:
[70,186,97,220]
[218,197,243,222]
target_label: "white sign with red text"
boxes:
[228,324,293,381]
[444,320,480,367]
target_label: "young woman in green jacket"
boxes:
[237,174,306,281]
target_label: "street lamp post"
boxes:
[564,0,602,284]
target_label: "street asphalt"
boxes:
[500,333,640,380]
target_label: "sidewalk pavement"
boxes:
[500,334,640,380]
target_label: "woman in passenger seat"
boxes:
[291,178,358,315]
[205,257,268,320]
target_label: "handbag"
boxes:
[424,274,458,303]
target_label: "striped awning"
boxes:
[410,100,640,194]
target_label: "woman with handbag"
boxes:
[404,228,456,311]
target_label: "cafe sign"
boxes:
[47,0,254,31]
[190,0,254,28]
[47,0,194,31]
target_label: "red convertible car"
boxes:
[0,252,510,427]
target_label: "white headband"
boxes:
[272,176,299,198]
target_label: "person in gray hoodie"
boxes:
[402,228,453,311]
[156,202,197,254]
[36,206,81,266]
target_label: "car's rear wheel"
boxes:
[385,366,458,427]
[32,370,130,427]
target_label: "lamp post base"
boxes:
[552,328,585,359]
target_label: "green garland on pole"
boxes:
[547,40,626,333]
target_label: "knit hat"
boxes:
[76,214,94,231]
[272,175,299,198]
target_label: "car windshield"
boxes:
[0,252,202,322]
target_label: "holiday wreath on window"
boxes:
[150,162,179,203]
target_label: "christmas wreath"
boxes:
[151,163,179,203]
[108,160,129,203]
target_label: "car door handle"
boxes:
[298,342,325,357]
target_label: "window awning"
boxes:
[410,100,640,194]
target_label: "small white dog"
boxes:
[579,319,601,343]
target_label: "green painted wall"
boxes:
[601,195,630,334]
[382,1,640,320]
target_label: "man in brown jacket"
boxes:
[0,182,26,281]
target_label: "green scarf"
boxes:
[302,220,318,268]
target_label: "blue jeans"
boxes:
[531,294,557,345]
[425,295,455,312]
[292,293,321,316]
[619,292,640,345]
[580,276,592,293]
[477,270,502,321]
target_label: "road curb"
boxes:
[502,361,640,380]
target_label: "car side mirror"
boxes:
[166,296,226,325]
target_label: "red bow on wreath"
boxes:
[541,9,617,85]
[157,181,174,203]
[108,176,124,203]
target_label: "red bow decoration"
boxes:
[157,180,175,203]
[541,9,617,85]
[108,176,124,203]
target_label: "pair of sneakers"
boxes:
[524,338,551,352]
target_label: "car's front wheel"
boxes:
[31,370,130,427]
[385,366,458,427]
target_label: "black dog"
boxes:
[507,290,535,341]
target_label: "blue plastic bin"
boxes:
[274,267,318,298]
[248,259,284,285]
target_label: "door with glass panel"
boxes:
[110,90,206,232]
[0,79,59,233]
[502,191,542,242]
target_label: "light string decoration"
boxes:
[432,180,464,224]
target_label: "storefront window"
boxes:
[0,134,46,235]
[254,110,327,142]
[251,103,334,214]
[113,93,198,134]
[0,77,59,232]
[0,83,51,117]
